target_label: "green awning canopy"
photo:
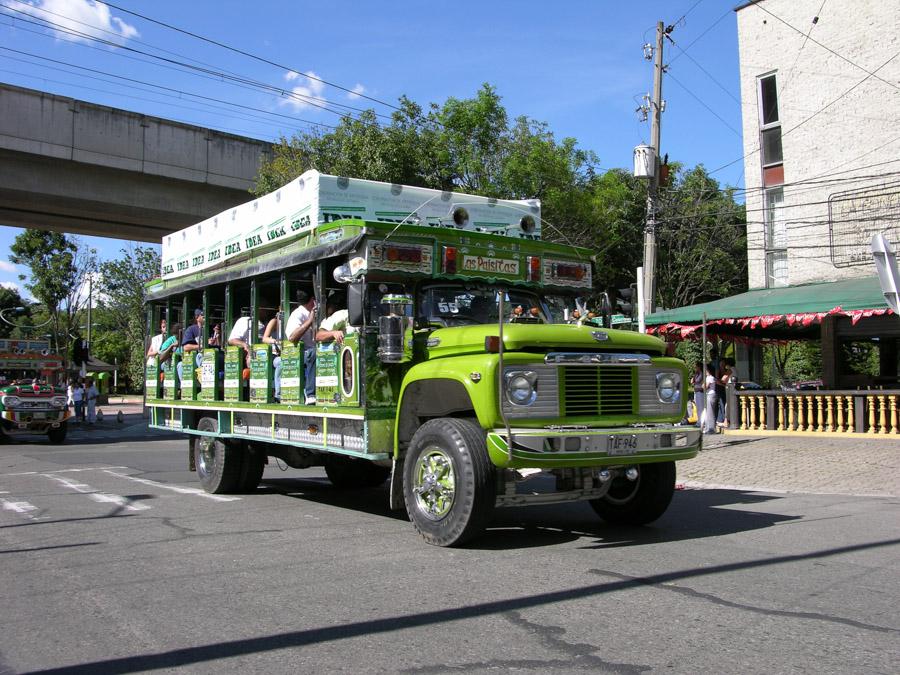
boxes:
[646,276,891,339]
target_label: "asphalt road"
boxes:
[0,430,898,674]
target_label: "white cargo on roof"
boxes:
[160,170,541,281]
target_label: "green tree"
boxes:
[0,285,30,339]
[655,165,747,310]
[97,246,160,392]
[9,231,96,368]
[252,85,745,314]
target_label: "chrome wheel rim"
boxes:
[412,446,455,520]
[197,437,216,479]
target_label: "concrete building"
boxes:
[736,0,900,288]
[647,1,900,396]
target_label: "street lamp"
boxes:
[0,306,52,329]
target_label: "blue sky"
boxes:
[0,0,745,298]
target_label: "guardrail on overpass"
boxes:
[0,82,272,242]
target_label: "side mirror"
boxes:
[348,282,364,327]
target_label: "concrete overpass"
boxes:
[0,83,273,243]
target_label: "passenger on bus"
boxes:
[146,318,167,359]
[179,309,204,384]
[315,294,349,346]
[228,307,266,368]
[267,290,317,405]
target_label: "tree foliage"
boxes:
[97,246,161,392]
[9,231,96,367]
[255,84,746,310]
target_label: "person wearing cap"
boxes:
[178,309,204,383]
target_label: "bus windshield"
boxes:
[419,285,550,327]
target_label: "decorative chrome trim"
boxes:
[544,352,651,366]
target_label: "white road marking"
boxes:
[2,466,128,477]
[1,497,49,520]
[102,470,241,502]
[40,474,150,512]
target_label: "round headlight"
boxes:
[656,373,680,403]
[506,371,537,406]
[2,395,22,407]
[50,396,67,408]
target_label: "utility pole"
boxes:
[642,21,665,316]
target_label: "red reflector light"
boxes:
[484,335,500,352]
[443,246,457,274]
[385,245,422,263]
[554,263,584,280]
[527,256,541,282]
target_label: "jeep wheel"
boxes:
[403,418,495,547]
[590,461,676,525]
[47,425,67,444]
[237,442,266,493]
[193,417,241,494]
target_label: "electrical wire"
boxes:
[95,0,403,112]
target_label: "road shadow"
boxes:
[257,475,800,549]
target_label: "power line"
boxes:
[668,40,740,104]
[0,5,387,121]
[0,46,337,131]
[95,0,403,112]
[665,71,742,136]
[667,7,732,64]
[753,2,900,93]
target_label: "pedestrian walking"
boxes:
[691,363,705,428]
[85,378,99,425]
[71,377,84,423]
[703,364,718,434]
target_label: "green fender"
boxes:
[393,354,502,457]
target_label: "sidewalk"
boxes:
[679,432,900,497]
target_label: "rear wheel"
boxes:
[237,443,266,493]
[194,417,241,494]
[403,418,495,547]
[324,455,390,489]
[590,461,676,525]
[47,425,67,444]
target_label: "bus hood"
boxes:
[425,323,666,359]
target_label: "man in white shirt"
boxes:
[228,310,266,367]
[147,318,167,359]
[272,290,317,404]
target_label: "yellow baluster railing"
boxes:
[777,395,785,431]
[757,395,766,430]
[846,396,855,433]
[878,395,888,435]
[867,395,877,435]
[739,396,748,431]
[836,395,845,433]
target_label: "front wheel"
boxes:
[403,418,495,547]
[590,461,676,525]
[47,425,67,444]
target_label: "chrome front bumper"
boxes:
[486,425,702,467]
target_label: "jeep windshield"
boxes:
[419,285,550,327]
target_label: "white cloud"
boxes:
[10,0,140,44]
[280,70,326,111]
[348,84,365,100]
[0,261,17,274]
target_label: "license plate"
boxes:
[31,413,46,420]
[607,435,638,455]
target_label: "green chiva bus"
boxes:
[146,171,700,546]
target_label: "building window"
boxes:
[765,187,787,287]
[758,73,783,173]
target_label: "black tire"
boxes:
[402,418,495,547]
[193,417,241,494]
[324,454,390,489]
[47,425,67,444]
[590,461,676,526]
[237,443,266,493]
